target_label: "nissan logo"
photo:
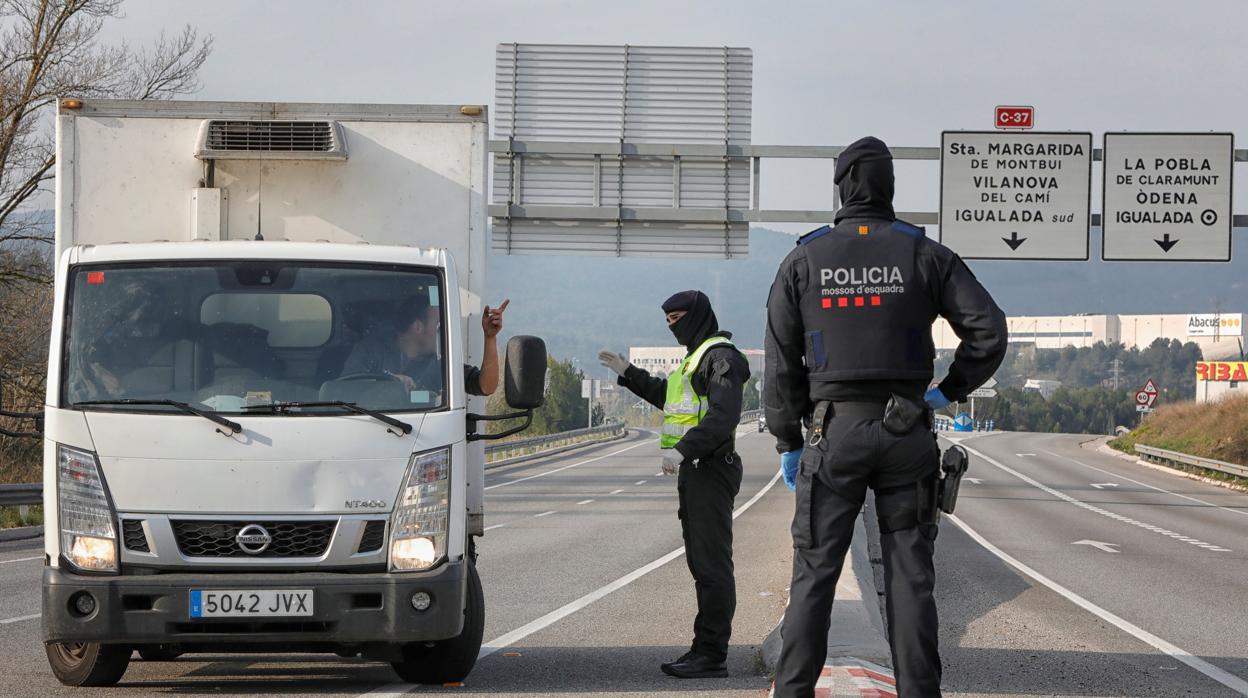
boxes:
[235,524,272,555]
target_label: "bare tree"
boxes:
[0,2,209,477]
[0,0,212,284]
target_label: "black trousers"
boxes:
[676,452,743,663]
[773,416,942,698]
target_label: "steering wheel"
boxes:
[336,372,401,382]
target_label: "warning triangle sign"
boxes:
[1143,379,1158,394]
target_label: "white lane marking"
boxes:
[609,489,625,495]
[1072,539,1120,553]
[576,499,595,506]
[655,471,665,477]
[1090,483,1120,489]
[1017,453,1037,457]
[484,440,650,491]
[634,480,647,486]
[477,470,783,661]
[0,556,41,565]
[948,513,1248,697]
[965,478,984,485]
[533,510,557,518]
[0,613,39,625]
[959,443,1232,553]
[483,523,507,532]
[1045,449,1248,520]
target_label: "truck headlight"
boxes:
[57,445,118,573]
[389,448,449,571]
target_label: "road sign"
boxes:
[982,377,999,389]
[1134,378,1159,411]
[994,105,1034,130]
[940,131,1092,260]
[953,413,973,432]
[968,388,998,398]
[581,379,601,399]
[1102,133,1233,261]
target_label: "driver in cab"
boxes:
[341,295,507,399]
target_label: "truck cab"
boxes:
[41,100,543,686]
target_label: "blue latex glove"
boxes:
[924,387,952,410]
[780,449,802,491]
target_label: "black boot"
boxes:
[661,652,728,679]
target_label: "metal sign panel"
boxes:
[492,44,752,258]
[968,388,998,398]
[939,131,1092,260]
[1101,133,1233,262]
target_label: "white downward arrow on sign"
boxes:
[1090,483,1120,490]
[1073,540,1120,553]
[964,478,984,485]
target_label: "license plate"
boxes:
[189,589,313,618]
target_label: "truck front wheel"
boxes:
[391,560,485,684]
[46,641,131,687]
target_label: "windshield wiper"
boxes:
[243,401,413,437]
[73,399,242,436]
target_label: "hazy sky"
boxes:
[95,0,1247,304]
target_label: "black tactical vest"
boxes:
[797,220,936,383]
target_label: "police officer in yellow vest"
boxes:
[599,290,750,679]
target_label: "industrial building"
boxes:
[628,347,765,377]
[933,312,1244,359]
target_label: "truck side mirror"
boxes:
[504,335,546,410]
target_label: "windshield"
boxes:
[62,261,447,414]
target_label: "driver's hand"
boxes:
[388,372,418,391]
[483,299,509,339]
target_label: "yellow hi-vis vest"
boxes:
[661,336,741,450]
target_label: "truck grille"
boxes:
[357,520,386,553]
[172,520,335,558]
[122,520,150,553]
[206,120,336,152]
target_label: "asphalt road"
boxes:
[0,426,794,697]
[5,428,1248,697]
[937,431,1248,698]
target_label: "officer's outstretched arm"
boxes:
[764,253,811,454]
[617,364,667,410]
[933,251,1009,401]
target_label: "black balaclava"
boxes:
[662,290,719,351]
[834,136,896,223]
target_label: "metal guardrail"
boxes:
[3,411,763,502]
[485,421,627,463]
[1135,444,1248,479]
[0,483,41,507]
[0,407,44,439]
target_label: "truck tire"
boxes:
[45,642,131,687]
[137,644,184,661]
[390,561,485,684]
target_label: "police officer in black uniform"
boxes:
[765,137,1008,698]
[599,290,751,678]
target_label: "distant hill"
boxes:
[489,226,1247,370]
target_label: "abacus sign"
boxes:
[995,105,1034,130]
[1101,133,1234,262]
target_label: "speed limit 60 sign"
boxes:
[995,105,1034,130]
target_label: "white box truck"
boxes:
[39,99,546,686]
